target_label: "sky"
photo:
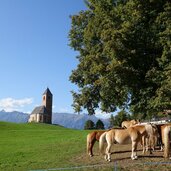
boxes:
[0,0,112,118]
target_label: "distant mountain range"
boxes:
[0,110,110,129]
[53,112,110,129]
[0,110,29,123]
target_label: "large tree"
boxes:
[69,0,171,117]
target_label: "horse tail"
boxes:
[163,126,171,158]
[99,132,107,155]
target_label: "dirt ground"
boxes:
[71,143,171,171]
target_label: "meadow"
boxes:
[0,122,171,171]
[0,122,90,171]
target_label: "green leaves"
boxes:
[69,0,171,117]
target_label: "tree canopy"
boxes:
[84,119,95,129]
[95,119,105,129]
[69,0,171,117]
[112,110,131,127]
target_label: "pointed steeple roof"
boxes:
[43,88,52,95]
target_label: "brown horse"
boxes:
[87,130,106,157]
[99,124,156,162]
[161,123,171,158]
[121,119,140,128]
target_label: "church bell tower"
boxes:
[42,88,53,124]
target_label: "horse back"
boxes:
[87,130,106,142]
[112,129,132,144]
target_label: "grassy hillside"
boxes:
[0,122,90,171]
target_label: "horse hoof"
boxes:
[131,156,137,160]
[134,156,138,159]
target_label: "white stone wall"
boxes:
[28,114,40,122]
[28,114,50,123]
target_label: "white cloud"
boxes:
[0,97,33,112]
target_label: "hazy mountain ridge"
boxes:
[53,112,110,129]
[0,110,110,129]
[0,110,29,123]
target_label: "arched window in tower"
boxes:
[43,96,46,101]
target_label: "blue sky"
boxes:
[0,0,84,112]
[0,0,112,119]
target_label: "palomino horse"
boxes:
[144,123,159,152]
[161,123,171,158]
[99,124,156,162]
[87,130,106,157]
[121,119,140,128]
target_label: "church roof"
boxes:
[31,106,48,115]
[43,88,52,96]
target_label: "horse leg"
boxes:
[89,139,96,157]
[149,137,153,154]
[160,145,164,151]
[151,136,156,152]
[106,143,112,162]
[145,137,149,152]
[131,141,138,160]
[87,141,92,157]
[146,135,153,154]
[142,136,145,154]
[88,144,93,157]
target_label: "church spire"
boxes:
[43,87,52,96]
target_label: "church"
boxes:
[28,88,53,124]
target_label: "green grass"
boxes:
[0,122,90,171]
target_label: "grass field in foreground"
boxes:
[0,122,90,171]
[1,122,171,171]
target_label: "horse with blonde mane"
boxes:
[87,130,106,157]
[99,124,156,162]
[121,119,140,128]
[161,123,171,158]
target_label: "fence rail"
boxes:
[29,161,171,171]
